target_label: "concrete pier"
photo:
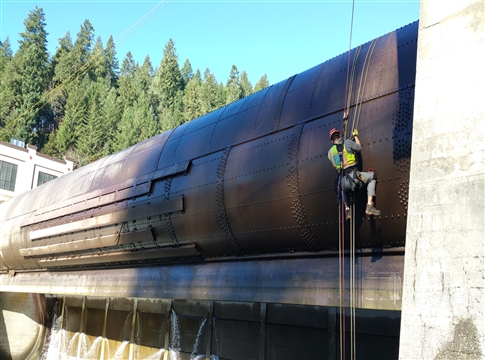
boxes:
[399,1,484,359]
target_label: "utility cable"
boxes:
[0,0,171,138]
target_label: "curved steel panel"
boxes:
[2,192,29,220]
[168,150,234,256]
[0,22,418,270]
[224,128,304,253]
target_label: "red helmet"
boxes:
[329,128,340,141]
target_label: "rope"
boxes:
[350,195,356,360]
[351,38,378,132]
[343,0,356,117]
[340,175,346,360]
[338,202,343,360]
[343,46,361,139]
[340,1,356,359]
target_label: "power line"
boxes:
[0,0,172,138]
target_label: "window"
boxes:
[37,171,57,186]
[0,160,18,192]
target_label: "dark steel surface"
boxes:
[0,22,418,271]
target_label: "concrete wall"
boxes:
[0,293,50,360]
[400,1,484,359]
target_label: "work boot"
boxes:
[345,207,351,221]
[365,203,381,216]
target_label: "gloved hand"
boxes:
[343,111,349,120]
[352,128,359,137]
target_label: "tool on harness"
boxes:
[336,167,363,203]
[344,167,363,191]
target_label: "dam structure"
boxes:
[1,1,483,359]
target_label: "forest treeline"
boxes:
[0,7,270,168]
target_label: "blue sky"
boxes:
[1,0,420,86]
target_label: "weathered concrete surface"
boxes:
[400,1,485,359]
[0,293,49,360]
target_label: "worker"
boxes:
[327,127,381,220]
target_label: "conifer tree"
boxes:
[71,20,95,80]
[48,33,74,131]
[105,36,119,87]
[54,76,89,155]
[136,55,154,97]
[76,81,107,164]
[254,74,269,92]
[11,6,53,148]
[180,58,193,89]
[0,38,14,134]
[200,68,222,114]
[219,82,227,107]
[134,92,158,141]
[225,65,242,104]
[48,20,95,154]
[52,32,74,84]
[114,93,157,151]
[151,38,183,130]
[102,87,121,156]
[0,37,13,73]
[183,69,203,122]
[92,36,107,81]
[117,52,137,110]
[114,107,137,152]
[240,70,253,98]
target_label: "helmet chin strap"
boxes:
[334,137,343,144]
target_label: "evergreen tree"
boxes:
[71,19,95,80]
[11,6,53,148]
[134,92,158,141]
[117,52,138,110]
[92,36,107,81]
[150,38,183,129]
[49,32,74,128]
[218,82,227,107]
[180,58,193,89]
[0,38,14,134]
[102,87,121,156]
[254,74,269,92]
[115,107,137,152]
[76,81,107,164]
[183,69,203,122]
[225,65,242,104]
[240,70,253,98]
[114,92,157,152]
[105,35,119,87]
[200,68,223,114]
[52,32,74,84]
[54,76,89,154]
[0,37,13,73]
[136,55,154,97]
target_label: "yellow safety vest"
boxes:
[328,143,357,171]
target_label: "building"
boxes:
[0,140,74,204]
